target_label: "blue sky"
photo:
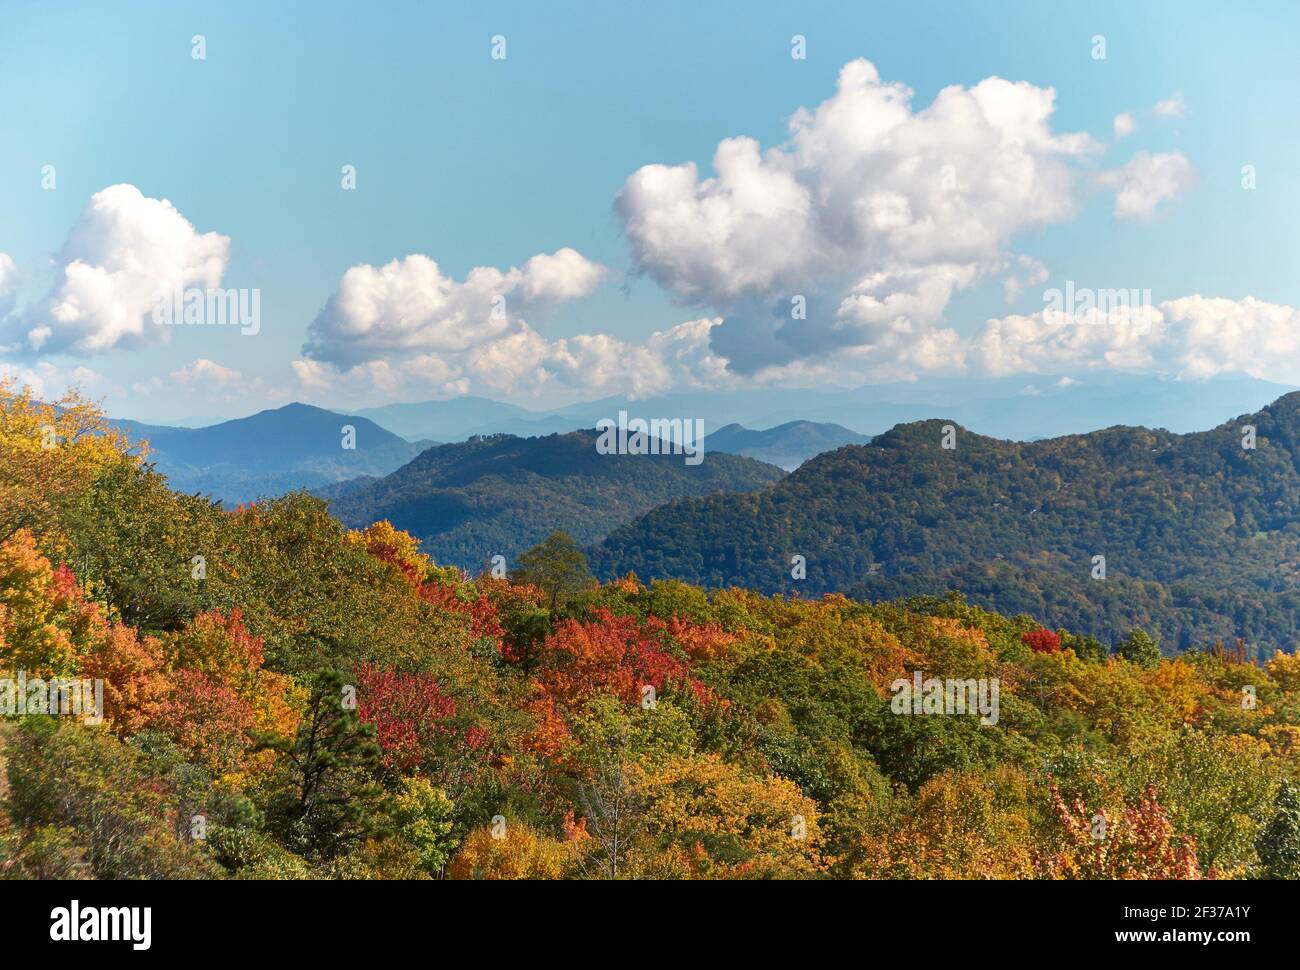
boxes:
[1,0,1297,421]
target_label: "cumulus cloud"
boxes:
[969,295,1300,385]
[0,360,107,400]
[1001,254,1049,303]
[301,249,605,368]
[1161,295,1300,382]
[517,249,607,302]
[973,303,1161,377]
[1113,112,1136,138]
[297,314,729,403]
[13,184,230,355]
[290,358,332,389]
[170,358,245,390]
[1096,151,1196,221]
[130,357,274,402]
[1153,92,1186,118]
[615,58,1098,378]
[296,248,739,401]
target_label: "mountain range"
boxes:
[112,403,433,505]
[706,421,871,470]
[591,391,1300,658]
[110,405,868,505]
[342,373,1295,442]
[105,383,1300,656]
[318,429,785,570]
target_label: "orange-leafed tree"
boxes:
[535,608,688,711]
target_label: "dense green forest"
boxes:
[4,382,1300,880]
[320,428,785,570]
[593,394,1300,660]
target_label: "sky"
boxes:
[1,0,1298,422]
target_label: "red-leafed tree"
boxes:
[151,668,257,776]
[535,608,688,710]
[418,582,505,645]
[355,663,458,774]
[1022,628,1062,654]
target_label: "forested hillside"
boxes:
[593,393,1300,659]
[3,382,1300,880]
[319,429,785,569]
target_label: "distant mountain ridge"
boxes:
[319,428,785,570]
[349,396,536,441]
[591,392,1300,658]
[707,420,871,469]
[342,374,1296,444]
[112,403,433,504]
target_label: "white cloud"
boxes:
[1161,295,1300,382]
[615,58,1098,377]
[290,358,332,389]
[972,303,1162,377]
[518,248,607,302]
[1113,112,1136,138]
[0,253,17,318]
[301,249,606,368]
[1153,92,1186,118]
[128,357,277,403]
[295,248,747,402]
[0,361,108,400]
[170,358,245,390]
[1096,151,1196,221]
[1001,254,1049,303]
[969,295,1300,385]
[297,313,729,403]
[14,184,230,355]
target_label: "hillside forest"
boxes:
[2,383,1299,880]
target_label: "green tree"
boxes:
[1256,779,1300,879]
[391,777,457,877]
[510,531,594,611]
[6,717,216,879]
[1117,628,1162,668]
[260,669,384,860]
[1061,630,1108,663]
[567,695,695,879]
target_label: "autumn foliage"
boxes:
[1022,627,1062,654]
[2,386,1299,881]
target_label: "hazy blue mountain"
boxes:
[350,397,535,441]
[570,375,1296,440]
[763,374,1299,440]
[108,417,189,441]
[115,403,434,505]
[460,415,590,439]
[348,374,1295,445]
[319,428,785,570]
[706,421,871,469]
